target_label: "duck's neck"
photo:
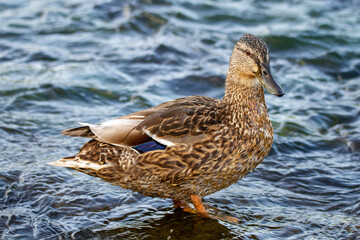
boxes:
[221,74,269,128]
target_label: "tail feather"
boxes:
[49,140,140,182]
[47,157,106,177]
[47,157,108,171]
[60,126,95,138]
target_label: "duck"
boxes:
[49,33,284,218]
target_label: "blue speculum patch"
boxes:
[133,141,166,153]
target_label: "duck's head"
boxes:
[229,34,285,97]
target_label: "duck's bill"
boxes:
[256,63,285,97]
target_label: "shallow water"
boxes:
[1,0,360,239]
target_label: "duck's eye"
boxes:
[245,50,251,56]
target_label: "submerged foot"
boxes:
[173,200,197,214]
[173,195,239,223]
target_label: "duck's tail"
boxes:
[48,140,139,182]
[47,156,106,177]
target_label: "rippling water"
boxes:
[1,0,360,239]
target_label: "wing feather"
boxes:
[78,118,149,147]
[61,96,223,148]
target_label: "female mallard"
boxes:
[49,34,284,216]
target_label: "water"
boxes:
[1,0,359,239]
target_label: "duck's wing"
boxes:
[60,110,152,147]
[61,96,223,148]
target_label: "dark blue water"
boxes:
[1,0,359,239]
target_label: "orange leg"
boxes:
[176,196,239,223]
[190,195,208,215]
[173,200,187,208]
[173,200,197,214]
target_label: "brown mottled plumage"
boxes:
[49,34,284,217]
